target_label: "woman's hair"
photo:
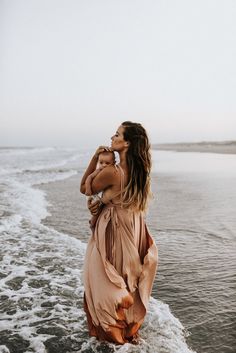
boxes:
[121,121,152,212]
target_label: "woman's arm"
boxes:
[85,168,101,196]
[80,146,112,194]
[80,155,98,194]
[89,166,117,194]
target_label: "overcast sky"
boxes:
[1,0,236,148]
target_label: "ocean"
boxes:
[0,147,235,353]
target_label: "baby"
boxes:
[85,150,116,229]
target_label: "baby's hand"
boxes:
[87,197,102,216]
[94,146,113,158]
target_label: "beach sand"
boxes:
[152,141,236,154]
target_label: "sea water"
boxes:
[150,150,236,353]
[0,147,235,353]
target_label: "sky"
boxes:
[1,0,236,148]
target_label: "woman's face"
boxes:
[111,125,128,152]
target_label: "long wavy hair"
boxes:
[121,121,152,212]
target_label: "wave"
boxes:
[0,170,79,233]
[0,146,57,156]
[0,154,82,177]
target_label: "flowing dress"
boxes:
[83,164,158,344]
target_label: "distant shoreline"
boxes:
[152,141,236,155]
[1,141,236,155]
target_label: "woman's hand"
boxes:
[94,146,113,158]
[87,197,102,216]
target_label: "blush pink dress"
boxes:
[83,164,158,344]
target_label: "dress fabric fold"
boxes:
[83,165,158,344]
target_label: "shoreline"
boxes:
[1,141,236,155]
[152,141,236,154]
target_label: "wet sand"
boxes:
[152,141,236,154]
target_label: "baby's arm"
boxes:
[85,168,102,196]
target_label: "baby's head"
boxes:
[98,151,115,169]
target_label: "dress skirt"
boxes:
[83,202,158,344]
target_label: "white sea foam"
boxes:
[0,167,23,176]
[3,181,49,225]
[0,214,23,233]
[0,223,86,350]
[80,298,196,353]
[0,146,83,180]
[0,150,78,232]
[0,147,56,156]
[24,155,80,173]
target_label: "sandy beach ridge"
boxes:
[152,140,236,154]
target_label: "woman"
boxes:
[80,121,158,344]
